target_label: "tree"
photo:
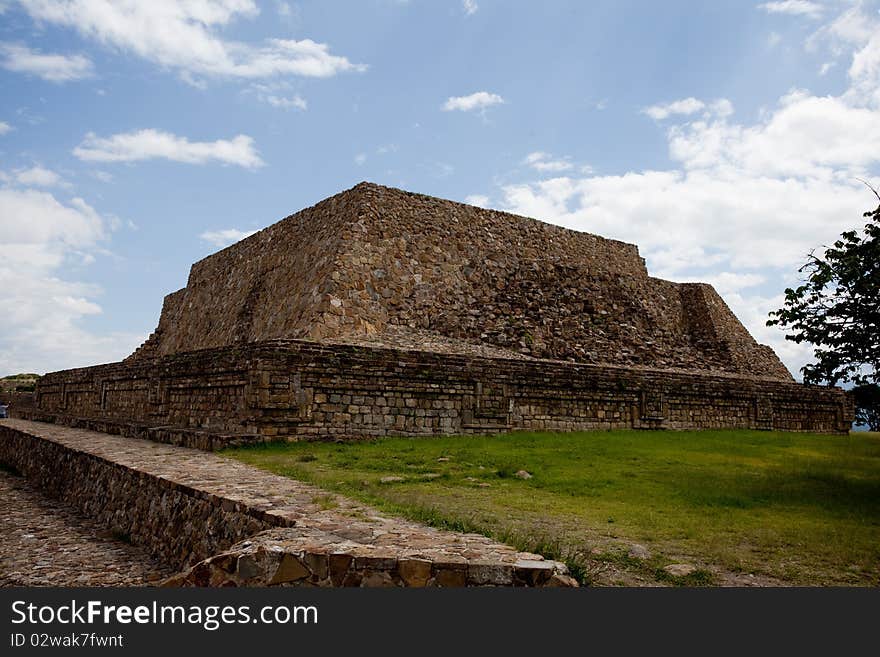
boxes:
[767,187,879,430]
[852,384,879,432]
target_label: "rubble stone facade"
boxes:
[129,183,791,378]
[24,340,852,447]
[25,183,852,440]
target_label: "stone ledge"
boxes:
[0,419,575,587]
[29,339,854,445]
[12,409,265,451]
[165,528,577,588]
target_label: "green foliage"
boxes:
[852,384,880,431]
[767,192,879,390]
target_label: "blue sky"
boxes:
[1,0,879,378]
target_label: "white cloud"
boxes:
[16,0,365,81]
[679,271,766,297]
[808,3,880,99]
[11,165,65,187]
[462,0,478,16]
[263,94,307,110]
[464,194,489,207]
[199,227,258,248]
[497,171,871,377]
[354,152,367,166]
[0,43,93,82]
[484,5,880,379]
[642,97,706,120]
[442,91,505,112]
[0,187,141,374]
[0,188,104,261]
[246,82,307,110]
[73,129,264,168]
[666,92,880,176]
[91,170,113,183]
[523,151,575,173]
[0,120,10,134]
[759,1,824,19]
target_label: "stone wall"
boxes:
[0,424,289,568]
[27,339,853,448]
[0,420,575,587]
[0,391,34,411]
[128,182,791,380]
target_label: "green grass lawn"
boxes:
[223,430,880,586]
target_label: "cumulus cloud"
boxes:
[0,188,104,262]
[464,194,490,207]
[0,42,93,81]
[10,165,65,187]
[442,91,505,112]
[0,120,11,134]
[497,172,870,378]
[199,227,258,248]
[523,152,575,173]
[642,97,706,120]
[666,92,880,176]
[73,129,264,168]
[15,0,365,82]
[481,5,880,379]
[462,0,478,16]
[0,187,141,374]
[759,1,824,19]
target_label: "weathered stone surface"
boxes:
[546,574,580,587]
[21,339,853,446]
[0,420,575,588]
[17,182,853,444]
[0,470,173,587]
[269,554,311,584]
[399,559,433,587]
[131,183,791,380]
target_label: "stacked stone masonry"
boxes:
[129,182,791,379]
[25,182,852,440]
[24,340,852,447]
[0,420,575,587]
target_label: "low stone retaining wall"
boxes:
[0,423,290,569]
[0,420,575,587]
[166,528,574,588]
[27,339,853,447]
[10,408,262,451]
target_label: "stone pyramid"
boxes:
[129,182,791,381]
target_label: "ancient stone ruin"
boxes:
[2,182,855,589]
[20,182,852,446]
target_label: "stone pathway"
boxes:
[1,420,574,587]
[0,470,174,587]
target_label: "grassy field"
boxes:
[224,430,880,586]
